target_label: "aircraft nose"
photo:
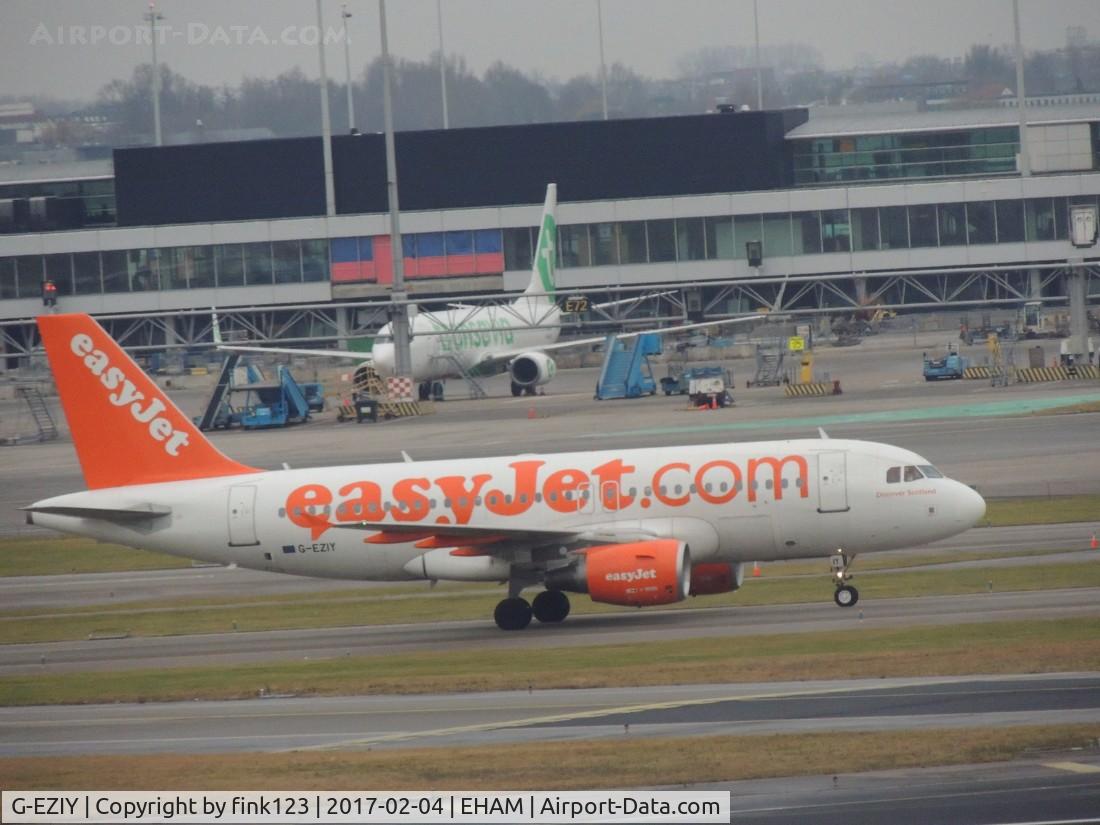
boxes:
[959,483,986,526]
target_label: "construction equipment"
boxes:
[1019,301,1069,339]
[749,342,785,386]
[960,313,1016,345]
[922,344,969,381]
[595,333,661,400]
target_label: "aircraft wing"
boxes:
[328,519,664,551]
[218,344,372,362]
[469,314,761,368]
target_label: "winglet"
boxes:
[37,313,259,489]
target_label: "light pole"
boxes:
[342,4,356,132]
[596,0,609,120]
[316,0,336,216]
[144,2,164,146]
[437,0,449,129]
[753,0,763,110]
[1012,0,1030,176]
[379,0,412,379]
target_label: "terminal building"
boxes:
[1,102,1098,364]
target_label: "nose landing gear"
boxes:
[830,549,859,607]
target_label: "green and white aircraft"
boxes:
[222,184,749,399]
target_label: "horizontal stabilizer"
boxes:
[23,503,172,524]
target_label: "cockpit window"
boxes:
[903,465,924,482]
[919,465,944,478]
[886,467,901,484]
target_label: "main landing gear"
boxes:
[493,590,571,630]
[830,548,859,608]
[510,381,537,397]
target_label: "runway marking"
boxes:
[290,682,948,752]
[1044,761,1100,774]
[0,702,622,727]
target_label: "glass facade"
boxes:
[792,127,1019,185]
[0,178,117,235]
[492,196,1096,272]
[0,238,329,298]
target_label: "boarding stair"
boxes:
[751,343,786,387]
[15,385,58,442]
[432,355,489,400]
[595,333,662,399]
[197,353,240,431]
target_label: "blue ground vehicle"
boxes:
[923,345,969,380]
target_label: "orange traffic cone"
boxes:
[527,406,537,420]
[752,562,761,577]
[1091,534,1098,550]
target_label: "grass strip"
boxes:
[2,724,1099,791]
[2,561,1098,646]
[1,537,188,577]
[2,617,1098,706]
[983,495,1100,527]
[1034,400,1100,415]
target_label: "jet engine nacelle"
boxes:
[544,539,691,607]
[509,351,557,387]
[688,562,745,596]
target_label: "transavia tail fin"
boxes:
[523,183,557,300]
[37,313,259,490]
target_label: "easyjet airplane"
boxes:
[27,311,985,629]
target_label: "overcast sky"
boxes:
[1,0,1098,102]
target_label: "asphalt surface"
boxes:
[4,587,1098,677]
[4,521,1097,611]
[2,674,1097,757]
[716,756,1100,825]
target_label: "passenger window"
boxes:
[919,465,944,478]
[886,467,901,484]
[904,465,923,482]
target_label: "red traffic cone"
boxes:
[1091,534,1098,550]
[527,406,537,420]
[752,562,761,577]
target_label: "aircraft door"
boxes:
[600,481,622,513]
[817,451,849,513]
[228,485,260,546]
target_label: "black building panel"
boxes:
[115,110,807,226]
[115,138,325,226]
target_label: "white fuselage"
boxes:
[371,299,562,382]
[31,439,985,583]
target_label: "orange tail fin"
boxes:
[38,313,258,489]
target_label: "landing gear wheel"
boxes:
[510,381,524,397]
[418,381,431,401]
[524,385,537,396]
[494,597,533,630]
[431,381,445,401]
[834,585,859,608]
[532,590,570,623]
